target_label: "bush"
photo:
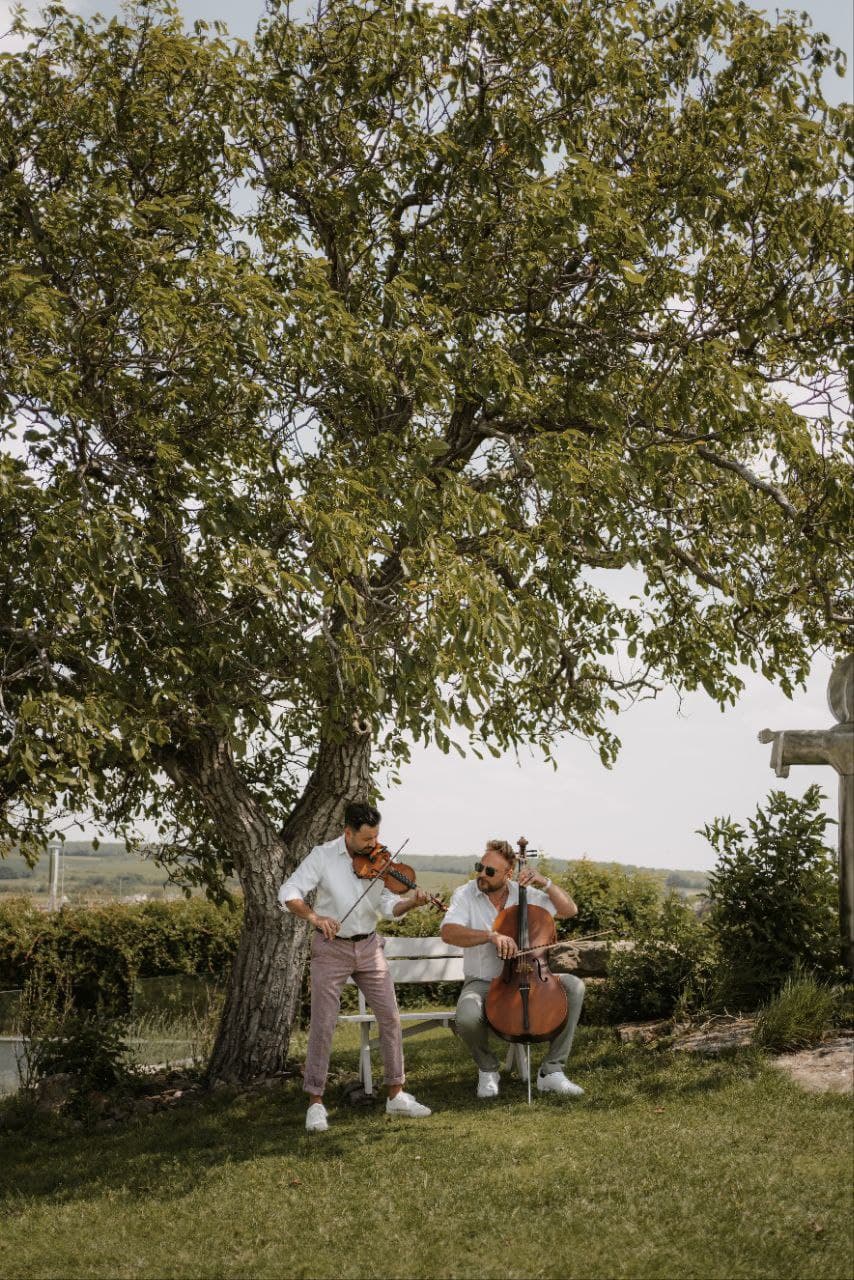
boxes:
[554,859,662,939]
[702,786,841,1008]
[753,973,838,1052]
[604,895,717,1023]
[16,965,135,1112]
[0,897,242,1014]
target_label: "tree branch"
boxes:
[695,446,797,518]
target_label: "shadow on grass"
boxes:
[0,1026,768,1213]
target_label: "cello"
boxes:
[484,837,568,1057]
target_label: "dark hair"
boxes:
[344,800,381,831]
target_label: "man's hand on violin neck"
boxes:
[313,914,341,940]
[490,932,519,960]
[392,889,430,917]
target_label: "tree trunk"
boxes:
[166,724,372,1083]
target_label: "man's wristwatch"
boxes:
[541,878,553,892]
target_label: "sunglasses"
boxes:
[474,861,501,877]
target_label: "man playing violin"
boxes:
[279,800,433,1133]
[440,839,586,1099]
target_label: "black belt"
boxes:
[340,931,375,942]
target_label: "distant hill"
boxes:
[408,855,709,892]
[1,844,709,901]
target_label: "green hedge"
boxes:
[0,897,242,1014]
[553,859,662,939]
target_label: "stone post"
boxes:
[759,654,854,976]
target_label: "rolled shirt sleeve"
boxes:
[278,845,323,907]
[442,884,470,928]
[379,886,401,921]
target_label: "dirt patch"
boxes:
[671,1016,755,1055]
[770,1035,854,1095]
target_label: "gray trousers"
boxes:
[455,974,585,1075]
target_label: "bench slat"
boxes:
[388,956,464,982]
[381,936,463,959]
[345,957,465,984]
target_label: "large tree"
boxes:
[1,0,850,1080]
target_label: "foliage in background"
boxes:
[0,898,241,1015]
[603,893,717,1021]
[703,786,840,1008]
[16,965,136,1118]
[753,972,839,1052]
[554,859,662,939]
[0,0,850,1081]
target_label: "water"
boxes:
[0,975,212,1096]
[0,1038,25,1096]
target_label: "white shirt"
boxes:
[443,878,556,980]
[278,835,399,936]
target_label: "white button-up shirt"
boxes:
[443,878,556,980]
[278,835,399,936]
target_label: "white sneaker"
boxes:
[305,1102,329,1132]
[477,1070,500,1099]
[385,1090,431,1117]
[537,1069,584,1097]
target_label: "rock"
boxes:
[551,939,635,978]
[617,1020,672,1045]
[671,1017,755,1055]
[34,1073,75,1111]
[339,1076,377,1107]
[770,1035,854,1094]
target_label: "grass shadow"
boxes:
[0,1026,773,1214]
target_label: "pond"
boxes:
[0,1033,198,1096]
[0,973,213,1096]
[0,1037,25,1095]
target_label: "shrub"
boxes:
[554,859,662,939]
[0,897,242,1014]
[604,894,717,1022]
[753,973,838,1052]
[17,965,135,1109]
[702,786,840,1008]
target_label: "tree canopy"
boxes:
[1,0,850,1075]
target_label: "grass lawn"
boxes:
[0,1026,851,1280]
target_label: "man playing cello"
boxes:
[279,800,433,1132]
[441,839,586,1099]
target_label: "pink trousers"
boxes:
[303,932,405,1096]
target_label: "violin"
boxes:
[350,842,447,914]
[484,836,568,1044]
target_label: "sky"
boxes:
[1,0,850,869]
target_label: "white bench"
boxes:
[337,935,526,1094]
